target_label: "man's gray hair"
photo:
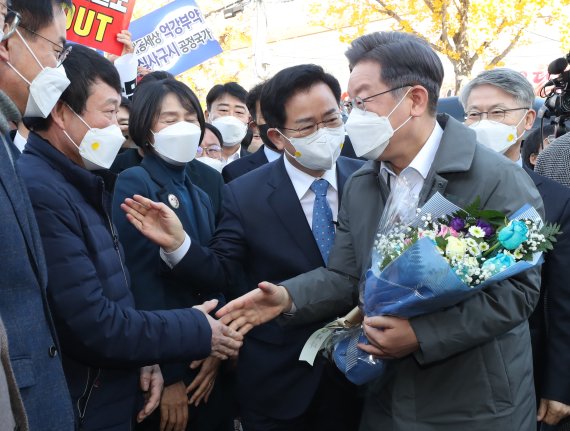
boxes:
[460,68,535,110]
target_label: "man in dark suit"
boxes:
[0,1,76,429]
[121,64,364,430]
[205,82,250,165]
[222,83,360,184]
[222,82,282,183]
[461,68,570,430]
[216,32,543,431]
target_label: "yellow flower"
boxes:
[446,237,466,259]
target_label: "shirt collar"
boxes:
[381,121,443,180]
[225,145,242,164]
[283,155,337,201]
[264,145,281,163]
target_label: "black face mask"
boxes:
[258,124,282,153]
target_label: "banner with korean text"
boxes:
[129,0,222,76]
[66,0,135,55]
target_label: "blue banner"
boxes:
[129,0,222,76]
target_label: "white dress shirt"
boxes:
[161,155,340,269]
[13,131,27,153]
[263,145,281,163]
[282,155,339,229]
[223,145,242,166]
[380,122,443,197]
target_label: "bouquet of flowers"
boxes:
[330,177,560,385]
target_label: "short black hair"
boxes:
[246,82,264,122]
[13,0,72,35]
[260,64,341,129]
[25,44,121,131]
[345,32,444,115]
[522,124,555,169]
[206,82,248,111]
[204,123,223,146]
[138,70,175,87]
[129,77,205,152]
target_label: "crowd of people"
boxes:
[1,1,570,431]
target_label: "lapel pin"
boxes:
[168,194,180,209]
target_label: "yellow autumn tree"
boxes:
[132,0,252,103]
[310,0,570,93]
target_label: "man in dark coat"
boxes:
[0,1,76,429]
[461,67,570,430]
[18,44,242,431]
[217,32,543,431]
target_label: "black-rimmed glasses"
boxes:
[281,112,344,139]
[345,84,414,113]
[17,25,70,66]
[464,107,528,123]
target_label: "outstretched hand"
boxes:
[215,281,293,335]
[194,299,243,360]
[121,194,185,252]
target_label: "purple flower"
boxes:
[450,217,466,232]
[476,219,494,237]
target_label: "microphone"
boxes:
[548,57,568,75]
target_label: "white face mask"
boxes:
[279,125,345,171]
[345,89,412,160]
[151,121,202,164]
[195,155,225,172]
[211,115,248,147]
[64,107,125,171]
[7,29,70,118]
[468,113,527,154]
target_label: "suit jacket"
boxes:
[282,115,544,431]
[526,167,570,406]
[111,148,224,221]
[175,155,363,419]
[0,134,75,430]
[222,144,268,183]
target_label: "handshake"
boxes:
[194,281,293,359]
[193,299,244,359]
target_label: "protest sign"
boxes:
[66,0,136,55]
[114,53,137,99]
[129,0,222,76]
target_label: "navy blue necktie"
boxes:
[310,179,335,264]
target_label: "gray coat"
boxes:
[282,114,543,431]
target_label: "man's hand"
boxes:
[137,364,164,423]
[186,356,221,406]
[121,194,185,252]
[194,300,243,360]
[358,316,419,359]
[160,381,188,431]
[216,281,292,335]
[118,29,134,56]
[537,398,570,425]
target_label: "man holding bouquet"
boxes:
[216,32,544,430]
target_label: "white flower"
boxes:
[468,226,486,238]
[446,237,467,259]
[479,242,490,252]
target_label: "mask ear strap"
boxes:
[14,28,44,70]
[387,87,413,118]
[6,61,31,85]
[65,103,92,130]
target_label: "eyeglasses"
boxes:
[2,7,20,41]
[464,107,528,124]
[345,84,413,113]
[17,25,70,66]
[281,112,344,139]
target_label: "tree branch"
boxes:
[488,27,524,66]
[423,0,435,13]
[373,0,443,53]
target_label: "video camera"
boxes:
[541,53,570,136]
